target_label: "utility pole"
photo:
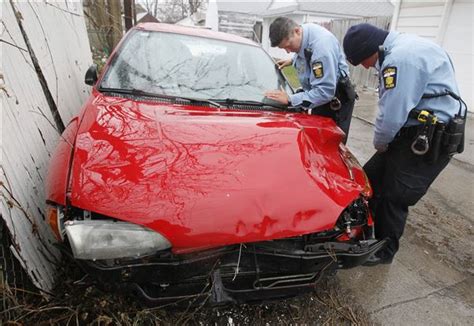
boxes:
[94,0,109,52]
[124,0,134,31]
[133,0,137,25]
[107,0,123,50]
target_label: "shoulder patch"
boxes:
[382,67,397,89]
[312,61,324,79]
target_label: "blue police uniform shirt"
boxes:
[374,31,461,147]
[289,24,349,108]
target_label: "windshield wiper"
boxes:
[98,87,221,108]
[210,98,287,110]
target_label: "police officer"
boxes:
[343,23,464,265]
[264,17,355,143]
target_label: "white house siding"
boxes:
[392,0,473,112]
[218,11,261,41]
[267,0,297,12]
[305,15,334,24]
[440,0,473,113]
[263,14,303,59]
[1,0,92,291]
[393,1,445,41]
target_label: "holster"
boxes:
[415,115,465,164]
[443,115,465,155]
[308,76,357,120]
[426,122,445,164]
[335,75,357,104]
[408,89,467,160]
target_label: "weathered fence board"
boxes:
[14,0,92,123]
[1,0,92,291]
[219,11,261,41]
[328,16,392,90]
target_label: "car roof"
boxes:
[135,23,259,47]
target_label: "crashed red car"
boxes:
[46,23,385,304]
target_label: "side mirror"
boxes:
[85,64,98,86]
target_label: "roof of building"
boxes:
[216,0,272,14]
[135,3,147,14]
[271,0,393,18]
[216,0,394,18]
[137,13,160,24]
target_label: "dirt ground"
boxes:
[410,192,474,274]
[337,92,473,325]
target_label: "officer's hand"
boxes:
[275,58,292,70]
[265,88,290,105]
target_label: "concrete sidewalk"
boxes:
[338,90,474,326]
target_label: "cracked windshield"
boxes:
[100,30,290,102]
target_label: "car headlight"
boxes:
[336,197,369,231]
[64,220,171,260]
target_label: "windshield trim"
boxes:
[97,87,222,108]
[98,29,294,103]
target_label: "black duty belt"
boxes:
[396,126,419,139]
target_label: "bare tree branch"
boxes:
[147,0,204,24]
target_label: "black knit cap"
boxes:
[343,23,389,66]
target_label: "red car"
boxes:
[46,23,385,304]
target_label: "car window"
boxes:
[100,30,291,102]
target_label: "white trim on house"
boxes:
[436,0,454,44]
[391,0,473,112]
[262,1,394,19]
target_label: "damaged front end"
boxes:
[51,198,386,306]
[81,238,385,306]
[44,23,390,306]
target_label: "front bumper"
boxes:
[78,238,387,305]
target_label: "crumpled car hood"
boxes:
[69,93,364,253]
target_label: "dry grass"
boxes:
[1,262,375,326]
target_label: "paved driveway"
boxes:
[338,90,473,325]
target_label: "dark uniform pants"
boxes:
[311,99,355,144]
[364,133,451,257]
[337,99,355,142]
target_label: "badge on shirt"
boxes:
[312,61,324,78]
[297,62,305,74]
[382,67,397,89]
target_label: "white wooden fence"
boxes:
[1,0,92,291]
[327,16,392,90]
